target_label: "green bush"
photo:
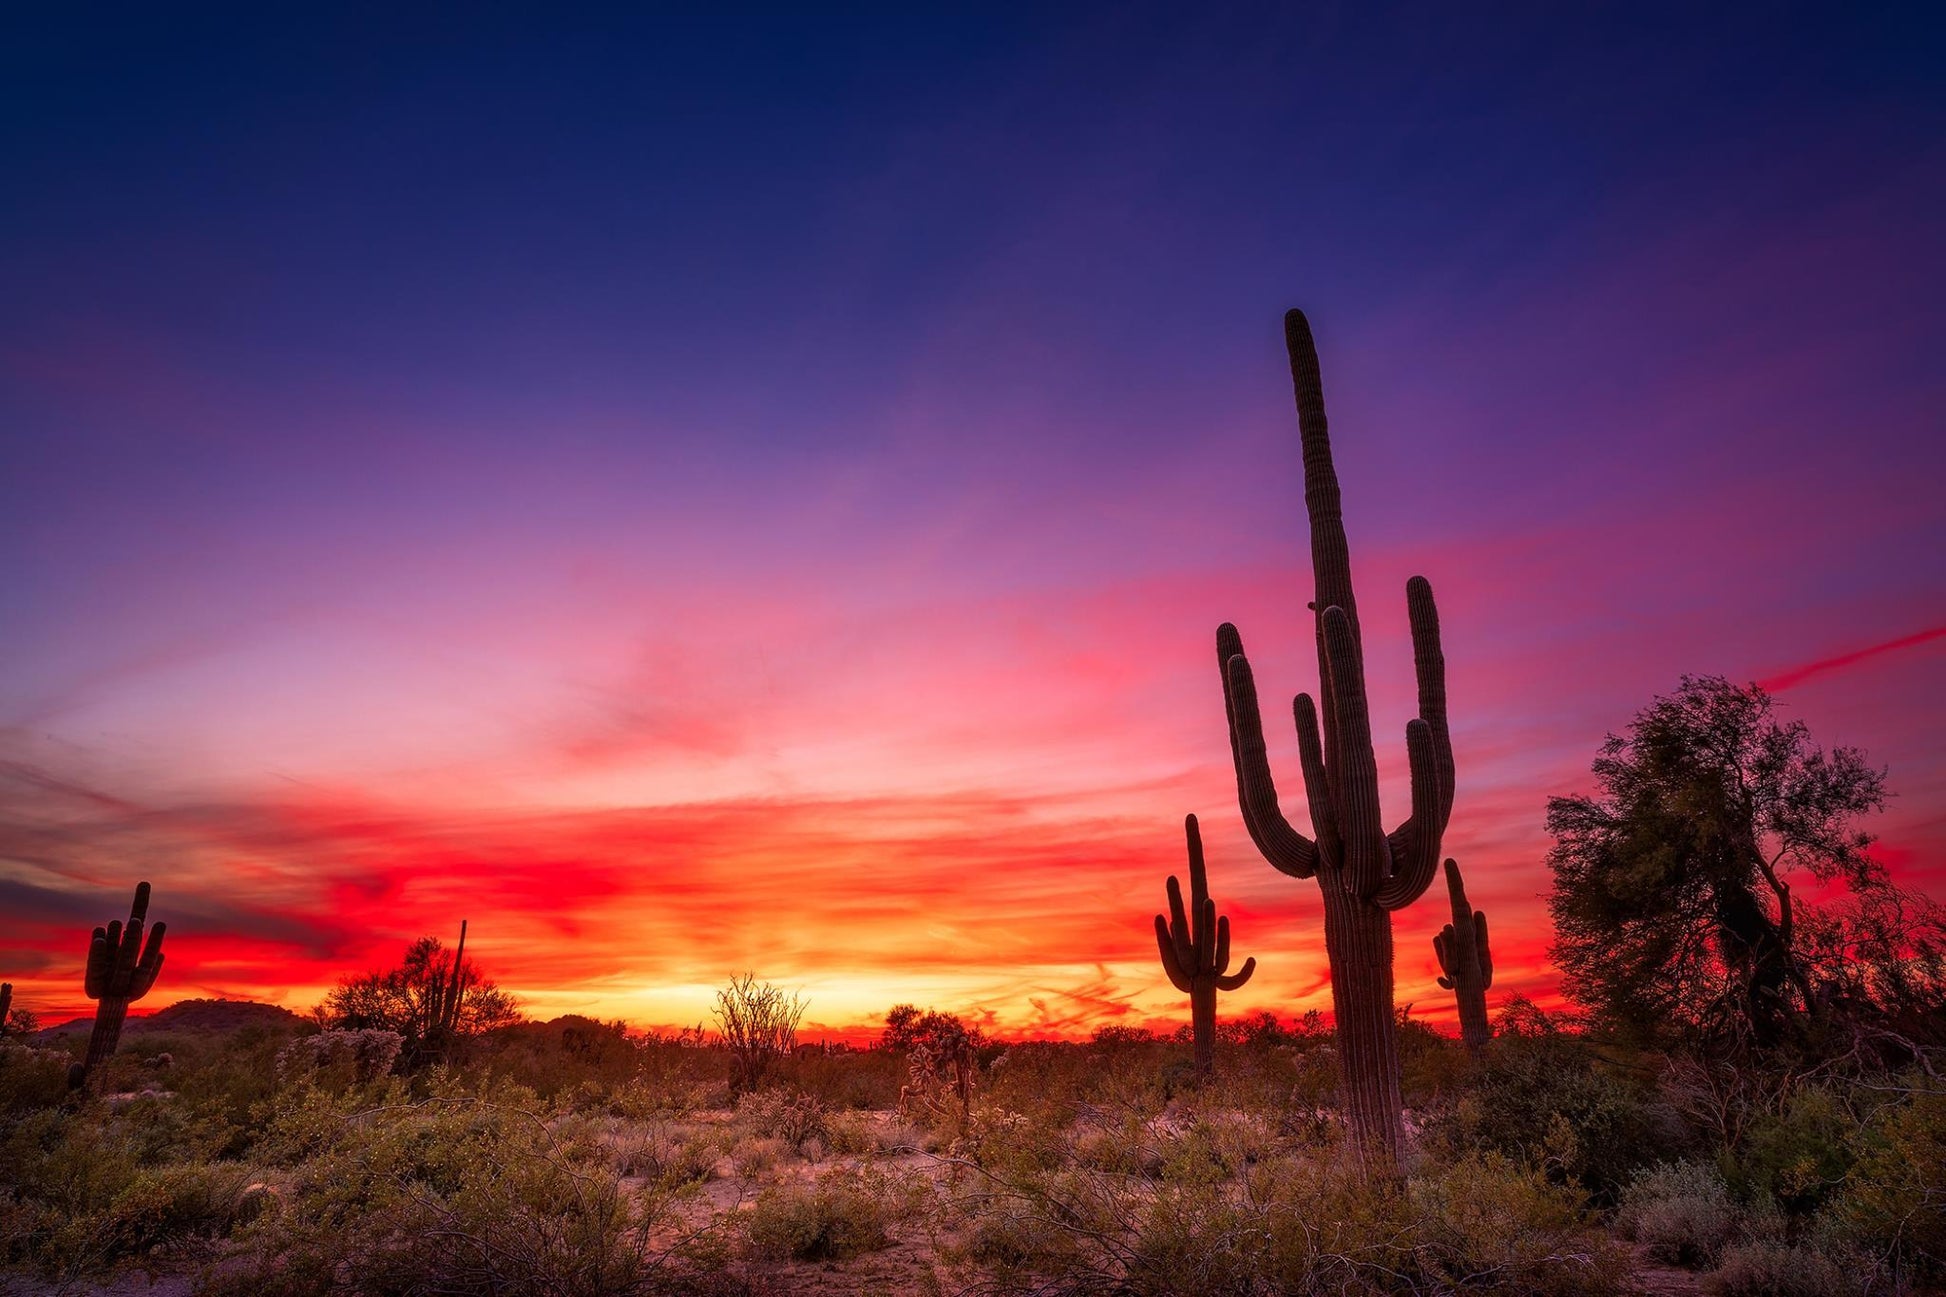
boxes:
[0,1045,71,1114]
[204,1075,725,1297]
[743,1166,909,1262]
[1836,1082,1946,1279]
[1731,1084,1857,1216]
[1436,1027,1682,1199]
[1616,1160,1743,1266]
[1707,1239,1872,1297]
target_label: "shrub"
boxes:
[0,1043,72,1114]
[1437,1026,1681,1199]
[204,1075,724,1297]
[1836,1081,1946,1279]
[1707,1239,1871,1297]
[1732,1084,1857,1216]
[735,1087,828,1151]
[599,1118,719,1186]
[274,1029,403,1089]
[1617,1160,1742,1266]
[743,1167,907,1262]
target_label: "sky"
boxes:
[2,3,1943,1039]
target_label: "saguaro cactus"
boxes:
[1155,814,1257,1079]
[433,919,468,1039]
[82,882,167,1075]
[0,982,12,1034]
[1433,858,1493,1052]
[1215,310,1455,1176]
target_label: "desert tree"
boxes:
[712,972,806,1094]
[317,925,520,1067]
[1547,675,1886,1053]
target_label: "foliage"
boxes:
[743,1165,915,1262]
[1432,998,1684,1200]
[712,973,805,1095]
[1706,1238,1873,1297]
[1837,1079,1946,1280]
[1616,1160,1742,1265]
[313,935,521,1068]
[942,1107,1628,1296]
[207,1074,730,1297]
[1548,676,1887,1053]
[275,1029,404,1089]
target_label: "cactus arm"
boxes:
[1220,632,1319,879]
[1185,820,1215,969]
[1214,914,1232,976]
[1434,926,1457,988]
[1155,915,1192,993]
[84,927,110,998]
[1320,606,1390,898]
[1164,876,1192,962]
[1222,633,1321,880]
[1215,956,1256,992]
[1376,719,1442,910]
[1406,577,1455,821]
[1293,693,1341,862]
[131,923,165,998]
[1475,912,1492,988]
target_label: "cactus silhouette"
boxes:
[430,919,468,1045]
[1155,814,1257,1079]
[0,982,11,1033]
[81,882,167,1077]
[1433,858,1493,1052]
[1215,309,1455,1175]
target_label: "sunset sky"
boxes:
[3,6,1943,1039]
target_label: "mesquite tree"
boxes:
[1433,858,1493,1052]
[1215,310,1455,1176]
[82,881,167,1077]
[1155,814,1257,1079]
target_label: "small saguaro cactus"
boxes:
[1155,814,1257,1079]
[82,882,167,1076]
[0,982,12,1034]
[1215,310,1456,1176]
[1433,858,1493,1052]
[432,919,469,1040]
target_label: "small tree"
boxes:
[882,1005,983,1118]
[712,972,805,1094]
[1548,675,1886,1053]
[317,931,520,1067]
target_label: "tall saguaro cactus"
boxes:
[82,882,167,1075]
[1155,814,1257,1078]
[1433,858,1493,1052]
[1216,310,1455,1176]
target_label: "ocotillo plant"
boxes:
[82,881,167,1076]
[1433,858,1493,1052]
[1216,309,1455,1176]
[1155,814,1256,1079]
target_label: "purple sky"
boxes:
[2,5,1942,1032]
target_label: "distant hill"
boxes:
[37,998,307,1039]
